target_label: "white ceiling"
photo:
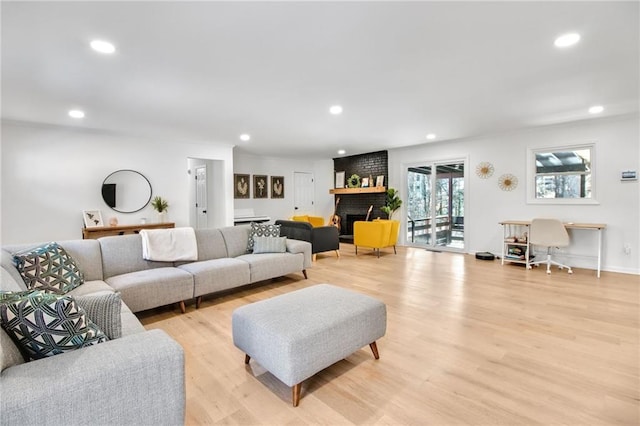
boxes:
[2,1,638,159]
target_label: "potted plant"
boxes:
[381,188,402,219]
[151,196,169,222]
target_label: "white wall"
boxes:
[1,120,235,244]
[233,150,334,223]
[388,114,640,274]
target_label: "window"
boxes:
[527,144,596,204]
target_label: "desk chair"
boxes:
[529,218,573,274]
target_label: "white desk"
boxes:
[499,221,606,277]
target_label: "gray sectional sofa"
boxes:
[0,224,311,425]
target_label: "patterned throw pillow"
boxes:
[75,293,122,340]
[247,222,281,252]
[0,290,108,361]
[13,242,84,294]
[252,236,288,254]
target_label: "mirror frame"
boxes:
[102,169,153,213]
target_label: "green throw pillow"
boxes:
[12,242,84,294]
[247,222,281,253]
[0,290,108,361]
[252,236,288,254]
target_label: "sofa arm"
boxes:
[310,226,340,253]
[1,329,185,426]
[286,238,312,269]
[275,220,312,243]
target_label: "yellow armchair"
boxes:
[354,219,400,258]
[292,215,325,227]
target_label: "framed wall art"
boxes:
[83,210,104,228]
[234,173,250,199]
[253,175,268,198]
[376,175,385,187]
[335,171,345,189]
[271,176,284,199]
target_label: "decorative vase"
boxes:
[157,211,167,223]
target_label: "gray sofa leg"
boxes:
[179,300,186,313]
[302,270,308,279]
[196,296,202,309]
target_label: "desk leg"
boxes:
[597,228,602,278]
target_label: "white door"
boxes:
[195,166,208,229]
[293,172,314,215]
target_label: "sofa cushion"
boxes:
[247,222,281,253]
[253,236,287,254]
[75,293,122,340]
[1,328,24,371]
[1,252,27,291]
[1,266,25,293]
[193,228,229,261]
[219,225,251,258]
[67,280,115,297]
[178,258,250,297]
[12,243,84,294]
[237,252,304,283]
[0,290,108,361]
[98,235,166,279]
[105,267,194,313]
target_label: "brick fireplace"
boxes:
[333,150,388,241]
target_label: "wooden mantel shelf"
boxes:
[330,186,386,195]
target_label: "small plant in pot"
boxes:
[381,188,402,219]
[151,196,169,222]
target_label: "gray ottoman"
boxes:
[232,283,387,406]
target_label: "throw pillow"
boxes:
[0,290,108,361]
[12,242,84,294]
[247,222,281,253]
[75,293,122,340]
[252,236,288,254]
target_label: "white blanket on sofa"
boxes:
[140,227,198,262]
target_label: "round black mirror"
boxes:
[102,170,152,213]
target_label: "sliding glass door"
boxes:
[407,160,465,250]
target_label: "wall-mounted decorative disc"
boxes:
[475,162,494,179]
[498,174,518,191]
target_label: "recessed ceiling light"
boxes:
[329,105,343,115]
[337,149,346,155]
[90,39,116,54]
[68,109,85,119]
[426,133,437,140]
[239,134,251,141]
[554,33,580,48]
[588,105,604,114]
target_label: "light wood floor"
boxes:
[138,244,640,425]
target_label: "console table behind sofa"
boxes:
[82,222,175,239]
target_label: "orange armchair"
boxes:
[354,219,400,258]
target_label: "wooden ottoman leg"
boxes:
[369,341,380,359]
[244,354,251,364]
[292,383,302,407]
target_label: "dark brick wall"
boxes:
[333,150,388,234]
